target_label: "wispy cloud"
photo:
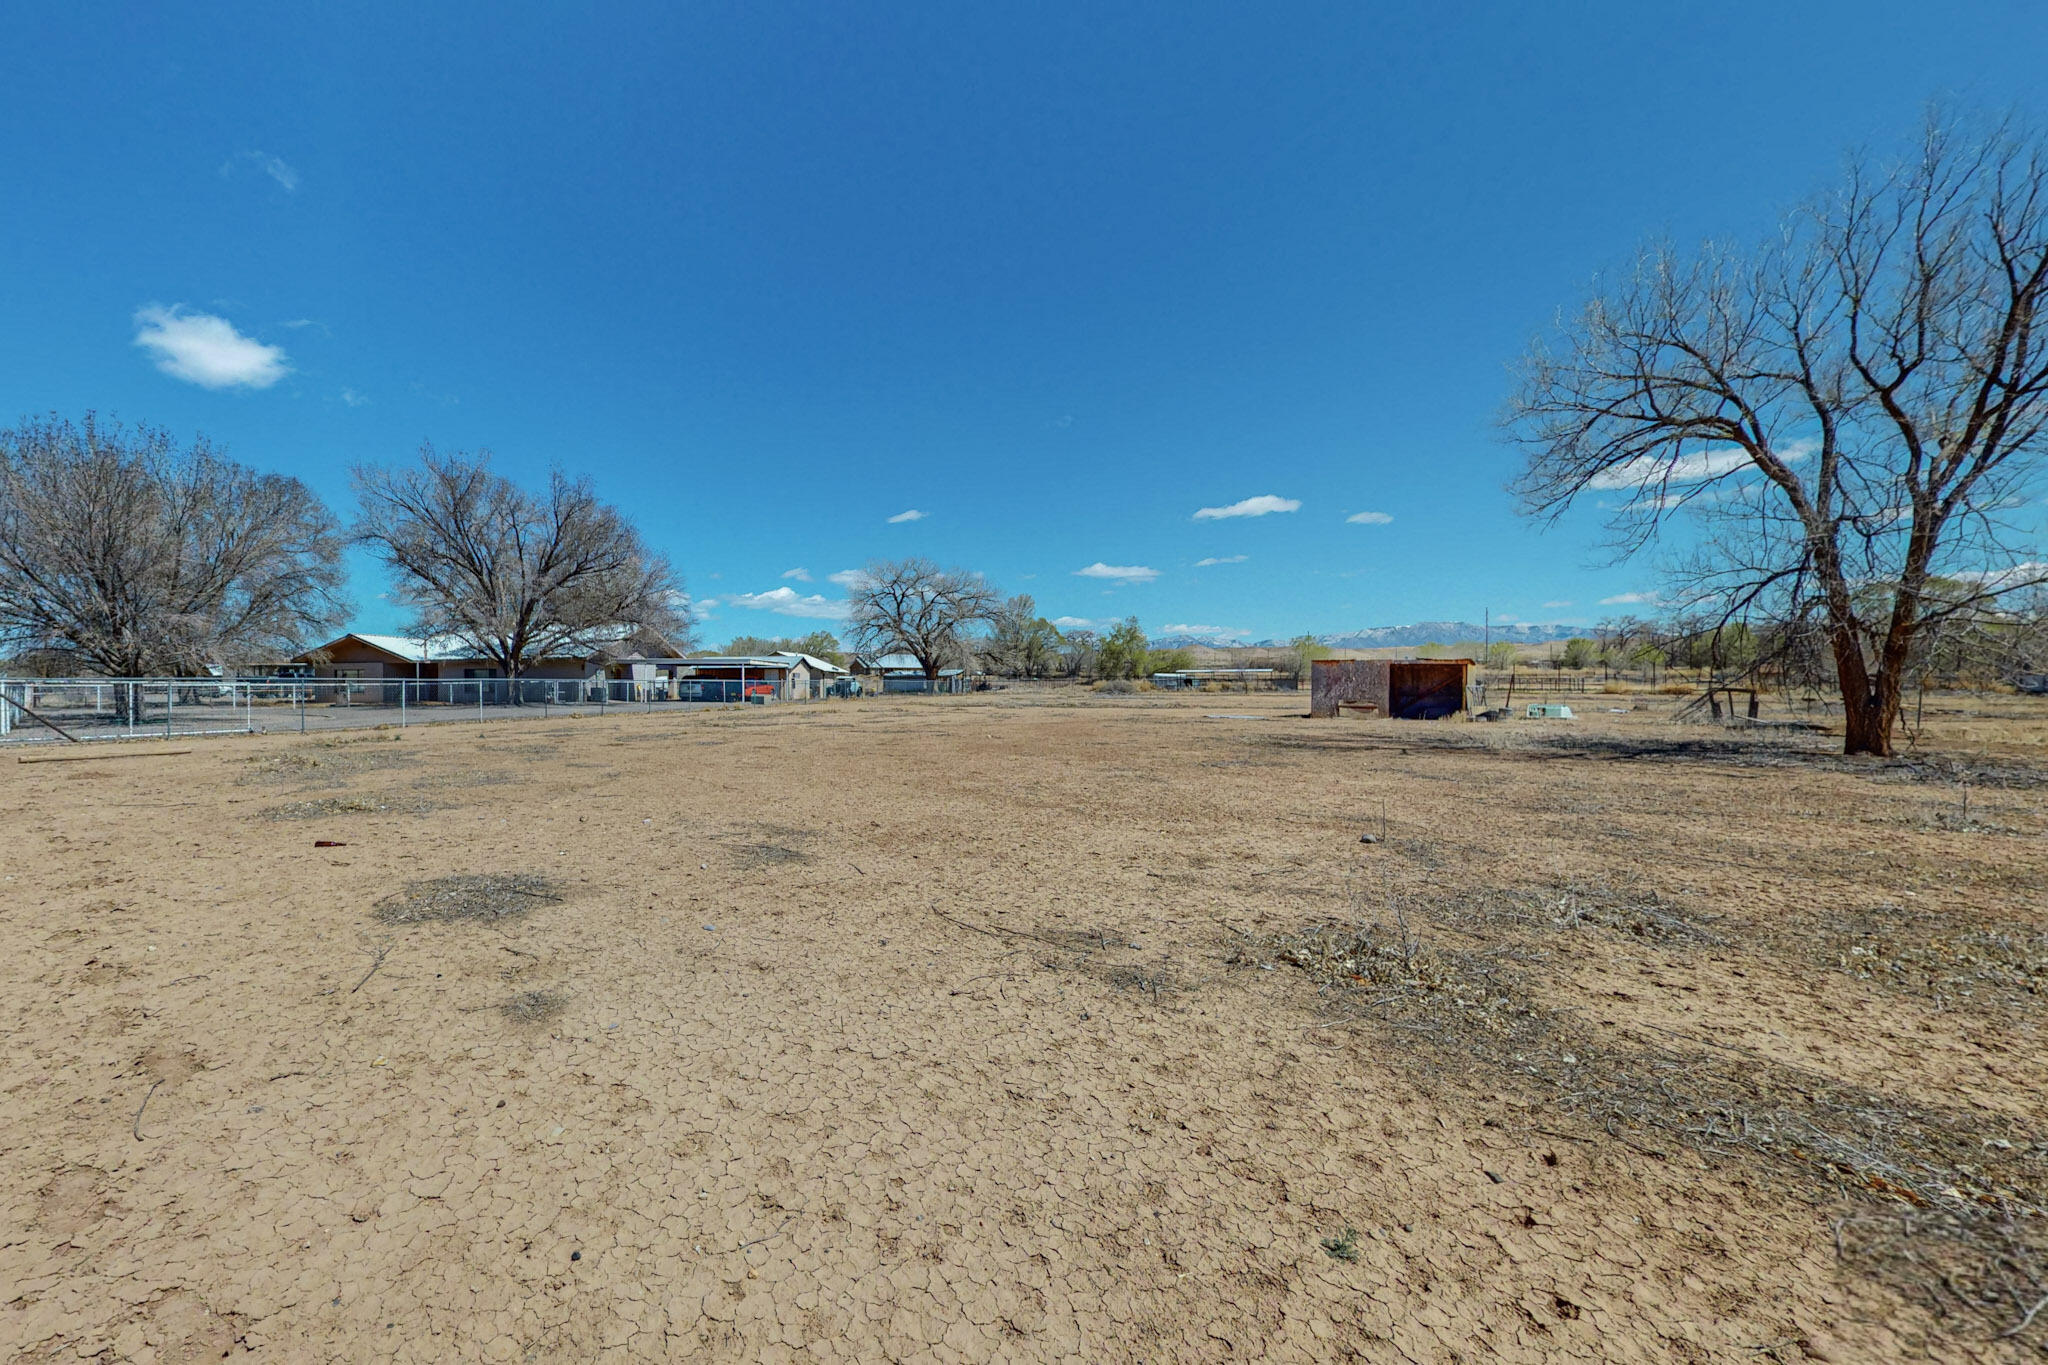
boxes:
[1075,562,1157,583]
[340,387,370,407]
[221,150,300,192]
[1195,554,1248,567]
[1052,616,1103,631]
[133,305,291,389]
[1194,494,1300,520]
[723,587,848,619]
[1345,511,1393,525]
[887,509,925,523]
[1161,623,1244,638]
[1950,562,2048,592]
[826,569,870,589]
[1590,440,1815,491]
[1600,591,1660,606]
[1543,599,1574,608]
[780,568,812,582]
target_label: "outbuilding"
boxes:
[1310,658,1473,719]
[883,667,967,694]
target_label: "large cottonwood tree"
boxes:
[1508,114,2048,755]
[353,445,684,680]
[0,412,347,676]
[845,558,997,685]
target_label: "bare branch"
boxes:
[1506,111,2048,754]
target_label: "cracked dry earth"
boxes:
[3,692,2044,1362]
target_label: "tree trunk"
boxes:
[1831,627,1904,757]
[1842,687,1898,757]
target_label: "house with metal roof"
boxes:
[291,629,674,702]
[295,632,612,681]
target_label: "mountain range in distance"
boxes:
[1152,620,1586,650]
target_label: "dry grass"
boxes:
[371,872,564,925]
[261,794,439,820]
[1248,875,2047,1344]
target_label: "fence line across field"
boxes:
[0,674,779,746]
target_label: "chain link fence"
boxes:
[0,676,768,746]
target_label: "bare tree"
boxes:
[0,413,347,679]
[845,558,997,686]
[1059,627,1099,679]
[1509,112,2048,754]
[353,445,685,682]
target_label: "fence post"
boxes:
[166,682,173,739]
[401,680,408,728]
[299,682,307,733]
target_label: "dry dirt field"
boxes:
[3,689,2045,1363]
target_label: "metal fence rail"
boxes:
[0,675,776,745]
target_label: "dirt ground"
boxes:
[3,688,2044,1362]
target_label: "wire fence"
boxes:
[0,675,784,746]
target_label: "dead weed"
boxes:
[373,873,564,925]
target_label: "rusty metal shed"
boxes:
[1310,658,1472,719]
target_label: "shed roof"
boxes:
[675,656,799,669]
[772,651,847,674]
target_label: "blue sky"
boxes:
[7,3,2048,644]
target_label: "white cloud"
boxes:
[222,150,299,192]
[133,305,291,389]
[1161,623,1244,638]
[1950,562,2048,592]
[1600,591,1660,606]
[826,569,870,589]
[1052,616,1103,631]
[887,509,925,523]
[1345,511,1393,525]
[1195,554,1248,567]
[1075,562,1158,583]
[340,387,370,407]
[1590,440,1815,491]
[1194,494,1300,520]
[780,568,812,582]
[723,587,848,619]
[1543,599,1574,608]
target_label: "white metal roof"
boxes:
[772,651,847,674]
[309,629,638,664]
[339,633,477,662]
[674,656,799,669]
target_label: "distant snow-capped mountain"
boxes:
[1149,620,1583,650]
[1311,620,1582,649]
